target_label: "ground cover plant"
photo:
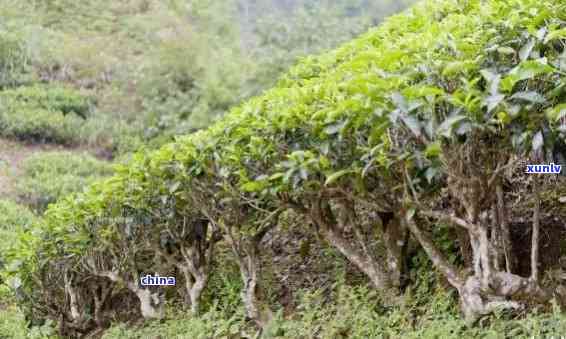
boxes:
[0,85,93,144]
[14,151,114,212]
[2,0,566,338]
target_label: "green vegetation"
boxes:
[0,0,414,155]
[15,151,113,212]
[0,200,36,255]
[102,285,566,339]
[3,0,566,338]
[0,85,92,144]
[0,306,56,339]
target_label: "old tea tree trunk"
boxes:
[404,149,550,323]
[212,208,281,330]
[83,251,165,320]
[152,218,221,315]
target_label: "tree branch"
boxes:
[405,211,464,288]
[531,177,541,282]
[420,210,476,232]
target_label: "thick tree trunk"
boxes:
[381,214,407,289]
[221,219,274,330]
[180,266,208,315]
[237,242,273,329]
[135,288,165,320]
[404,213,463,289]
[190,276,207,315]
[64,273,81,322]
[310,198,393,291]
[92,282,111,328]
[456,227,474,269]
[321,226,392,290]
[95,270,164,320]
[153,222,218,316]
[410,208,551,324]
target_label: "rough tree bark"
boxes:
[84,258,164,320]
[411,207,550,324]
[63,272,82,322]
[379,212,408,289]
[91,280,112,328]
[224,227,274,329]
[153,220,220,315]
[309,198,393,291]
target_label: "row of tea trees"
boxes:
[4,0,566,336]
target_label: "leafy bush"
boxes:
[0,200,37,250]
[9,0,566,335]
[0,27,36,88]
[15,151,113,212]
[0,306,58,339]
[1,85,92,117]
[0,85,93,144]
[0,200,37,303]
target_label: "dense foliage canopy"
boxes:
[4,0,566,336]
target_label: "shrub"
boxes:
[0,199,36,283]
[0,85,93,144]
[15,151,113,212]
[0,200,37,304]
[0,200,36,253]
[11,0,566,334]
[0,28,35,89]
[0,306,57,339]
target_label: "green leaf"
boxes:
[268,173,284,181]
[485,94,505,113]
[510,91,545,104]
[401,115,422,138]
[325,169,354,186]
[168,181,181,194]
[241,181,265,193]
[425,142,442,158]
[496,111,512,125]
[497,46,516,55]
[546,104,566,122]
[501,60,555,92]
[544,28,566,43]
[324,121,346,135]
[424,167,440,183]
[437,115,468,138]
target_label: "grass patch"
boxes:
[101,284,566,339]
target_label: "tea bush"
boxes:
[0,85,93,144]
[6,0,566,337]
[15,151,113,212]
